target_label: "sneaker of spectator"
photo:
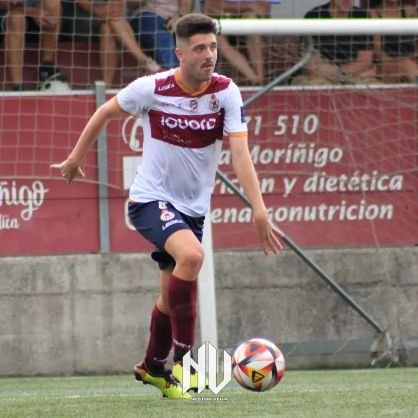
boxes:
[0,0,68,90]
[128,0,194,70]
[39,70,72,91]
[38,62,66,83]
[369,0,418,83]
[293,0,378,86]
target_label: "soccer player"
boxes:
[51,13,283,399]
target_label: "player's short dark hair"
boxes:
[175,13,217,43]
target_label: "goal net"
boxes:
[208,18,417,250]
[0,11,417,365]
[209,17,417,365]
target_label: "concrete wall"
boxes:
[0,247,417,376]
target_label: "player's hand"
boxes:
[50,159,85,184]
[253,211,284,255]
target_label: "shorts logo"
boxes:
[209,94,219,111]
[160,210,175,222]
[158,201,168,210]
[162,219,183,231]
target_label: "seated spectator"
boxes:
[0,0,67,90]
[369,0,418,83]
[128,0,194,70]
[295,0,377,85]
[203,0,280,85]
[75,0,160,87]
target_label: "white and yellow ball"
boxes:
[232,337,285,392]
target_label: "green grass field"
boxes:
[1,368,417,418]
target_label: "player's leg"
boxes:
[143,267,173,374]
[133,266,191,399]
[163,230,209,391]
[142,254,206,392]
[128,201,198,398]
[164,229,203,363]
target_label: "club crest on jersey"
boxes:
[190,99,198,111]
[209,94,220,111]
[160,209,175,222]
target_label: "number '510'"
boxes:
[245,114,319,136]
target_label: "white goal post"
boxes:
[215,18,418,36]
[199,18,418,354]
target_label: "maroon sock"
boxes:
[168,274,197,361]
[144,305,172,372]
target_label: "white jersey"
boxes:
[117,69,247,217]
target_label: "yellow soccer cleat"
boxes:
[134,362,191,399]
[172,362,209,393]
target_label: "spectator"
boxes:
[369,0,418,83]
[203,0,280,85]
[128,0,194,70]
[295,0,377,85]
[76,0,160,87]
[0,0,66,90]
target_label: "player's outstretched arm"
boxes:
[51,96,125,184]
[229,135,284,255]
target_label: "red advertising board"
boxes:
[0,87,416,255]
[0,94,99,255]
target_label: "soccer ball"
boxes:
[231,337,285,392]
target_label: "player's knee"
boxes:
[177,246,204,274]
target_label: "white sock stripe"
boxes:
[152,356,168,363]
